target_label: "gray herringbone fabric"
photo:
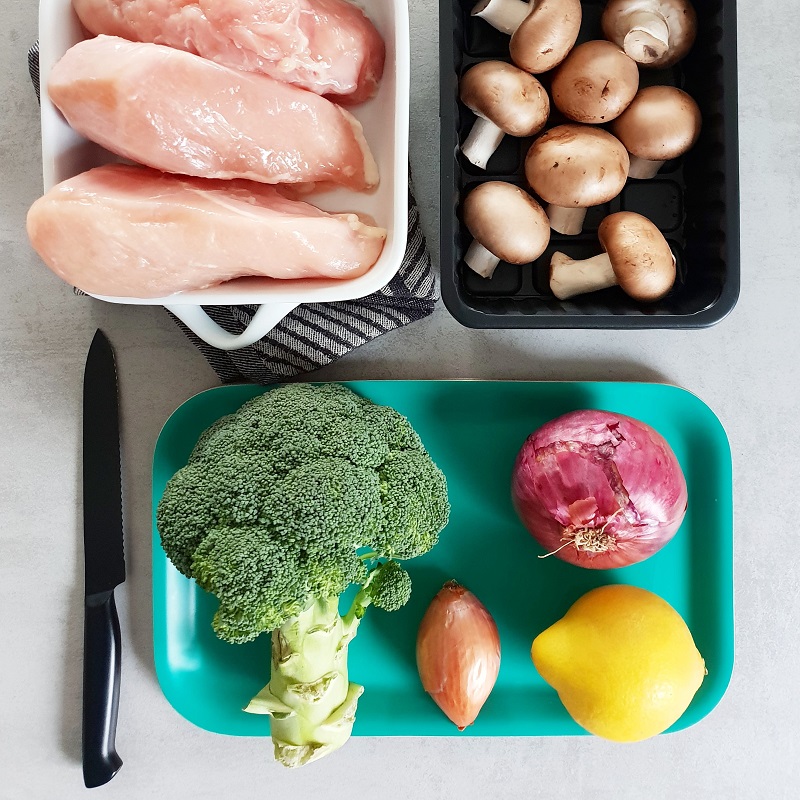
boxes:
[28,41,437,384]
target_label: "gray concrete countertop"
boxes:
[2,1,799,797]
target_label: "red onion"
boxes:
[511,410,688,569]
[416,581,500,730]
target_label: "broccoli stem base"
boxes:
[244,596,364,768]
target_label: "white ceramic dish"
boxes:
[38,0,410,349]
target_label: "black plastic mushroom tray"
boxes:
[440,0,740,328]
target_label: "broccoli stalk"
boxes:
[246,561,409,767]
[246,596,362,768]
[156,384,449,768]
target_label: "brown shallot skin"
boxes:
[416,581,501,730]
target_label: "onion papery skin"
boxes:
[511,410,688,569]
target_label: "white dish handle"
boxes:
[165,302,298,350]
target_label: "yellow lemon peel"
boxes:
[531,584,706,742]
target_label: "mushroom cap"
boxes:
[598,211,676,301]
[611,86,702,161]
[509,0,582,75]
[459,61,550,137]
[601,0,697,69]
[551,40,640,124]
[525,125,630,208]
[463,181,550,264]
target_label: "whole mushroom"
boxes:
[459,61,550,170]
[601,0,697,69]
[462,182,551,278]
[549,211,676,301]
[611,86,702,178]
[511,0,583,74]
[551,40,640,124]
[525,125,630,235]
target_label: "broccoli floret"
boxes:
[362,559,413,612]
[156,383,449,767]
[343,559,413,624]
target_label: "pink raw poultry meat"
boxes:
[72,0,385,104]
[27,164,387,297]
[48,36,379,190]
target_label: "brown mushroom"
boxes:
[601,0,697,69]
[509,0,583,74]
[471,0,533,35]
[524,125,630,235]
[611,86,702,178]
[551,41,640,124]
[462,182,550,278]
[549,211,676,301]
[459,62,550,170]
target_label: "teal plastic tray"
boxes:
[152,381,733,737]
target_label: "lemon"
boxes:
[531,585,706,742]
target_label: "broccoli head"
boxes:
[156,383,450,768]
[157,383,449,643]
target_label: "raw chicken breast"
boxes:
[72,0,385,104]
[27,164,386,297]
[49,36,379,190]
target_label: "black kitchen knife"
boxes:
[82,330,125,788]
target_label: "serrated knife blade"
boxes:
[82,329,124,788]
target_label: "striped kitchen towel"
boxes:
[28,41,437,384]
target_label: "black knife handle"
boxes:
[82,590,123,788]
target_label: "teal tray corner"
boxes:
[152,381,734,738]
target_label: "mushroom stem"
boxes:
[546,204,589,236]
[471,0,532,35]
[462,117,507,170]
[628,155,664,179]
[549,251,617,300]
[464,239,502,278]
[620,10,670,64]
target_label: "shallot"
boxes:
[511,410,688,569]
[416,581,500,730]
